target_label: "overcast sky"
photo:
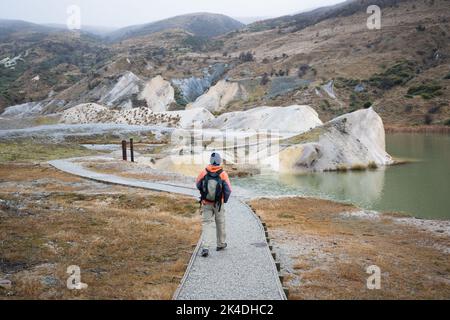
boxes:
[0,0,345,28]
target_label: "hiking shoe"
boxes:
[216,243,228,251]
[201,249,209,257]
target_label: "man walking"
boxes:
[196,152,232,258]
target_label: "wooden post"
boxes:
[122,140,127,161]
[130,138,134,163]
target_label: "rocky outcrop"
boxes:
[266,76,310,98]
[139,75,175,112]
[172,63,227,103]
[276,108,393,173]
[204,105,323,133]
[166,108,215,128]
[1,101,44,118]
[60,103,213,129]
[187,80,248,113]
[61,103,110,124]
[99,71,141,108]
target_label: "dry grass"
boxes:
[249,197,450,300]
[83,162,172,182]
[0,140,99,163]
[0,163,200,300]
[385,126,450,134]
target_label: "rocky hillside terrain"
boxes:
[1,0,449,127]
[107,13,244,41]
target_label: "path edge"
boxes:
[240,200,287,300]
[172,239,202,300]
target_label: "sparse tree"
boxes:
[260,73,270,85]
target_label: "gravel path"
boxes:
[49,158,286,300]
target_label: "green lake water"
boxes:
[235,133,450,220]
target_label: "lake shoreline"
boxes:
[385,125,450,134]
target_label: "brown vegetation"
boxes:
[0,163,200,299]
[249,197,450,300]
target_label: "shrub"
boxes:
[368,162,378,170]
[424,114,433,125]
[320,99,331,110]
[260,73,270,86]
[173,87,187,107]
[182,36,206,51]
[407,84,442,99]
[444,119,450,126]
[239,51,254,62]
[404,104,413,112]
[444,72,450,80]
[297,64,310,78]
[416,25,426,32]
[363,101,373,109]
[368,61,416,90]
[428,106,441,114]
[335,165,348,172]
[350,164,367,171]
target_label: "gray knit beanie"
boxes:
[210,152,222,166]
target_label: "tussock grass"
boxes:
[350,164,367,171]
[0,140,98,163]
[0,164,200,300]
[249,197,450,300]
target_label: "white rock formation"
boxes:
[100,71,141,107]
[139,75,175,112]
[61,103,109,124]
[166,108,215,129]
[1,102,44,118]
[205,105,323,134]
[276,108,393,173]
[187,80,248,113]
[60,102,213,129]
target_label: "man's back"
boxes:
[196,153,231,257]
[196,164,232,205]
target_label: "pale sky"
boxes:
[0,0,346,28]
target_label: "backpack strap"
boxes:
[206,168,223,178]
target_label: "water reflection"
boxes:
[237,169,385,208]
[236,134,450,220]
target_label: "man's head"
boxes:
[210,152,222,166]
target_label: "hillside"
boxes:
[0,28,112,111]
[0,19,59,41]
[214,0,450,126]
[1,0,449,127]
[107,13,244,41]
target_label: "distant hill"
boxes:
[107,12,244,41]
[246,0,408,32]
[0,19,59,40]
[44,23,118,37]
[233,16,274,25]
[1,1,449,127]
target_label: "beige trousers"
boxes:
[201,204,226,250]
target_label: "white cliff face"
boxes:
[1,102,45,118]
[166,108,215,128]
[205,105,323,134]
[60,103,213,129]
[187,80,248,113]
[139,75,175,112]
[277,108,393,173]
[61,103,109,124]
[100,71,141,107]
